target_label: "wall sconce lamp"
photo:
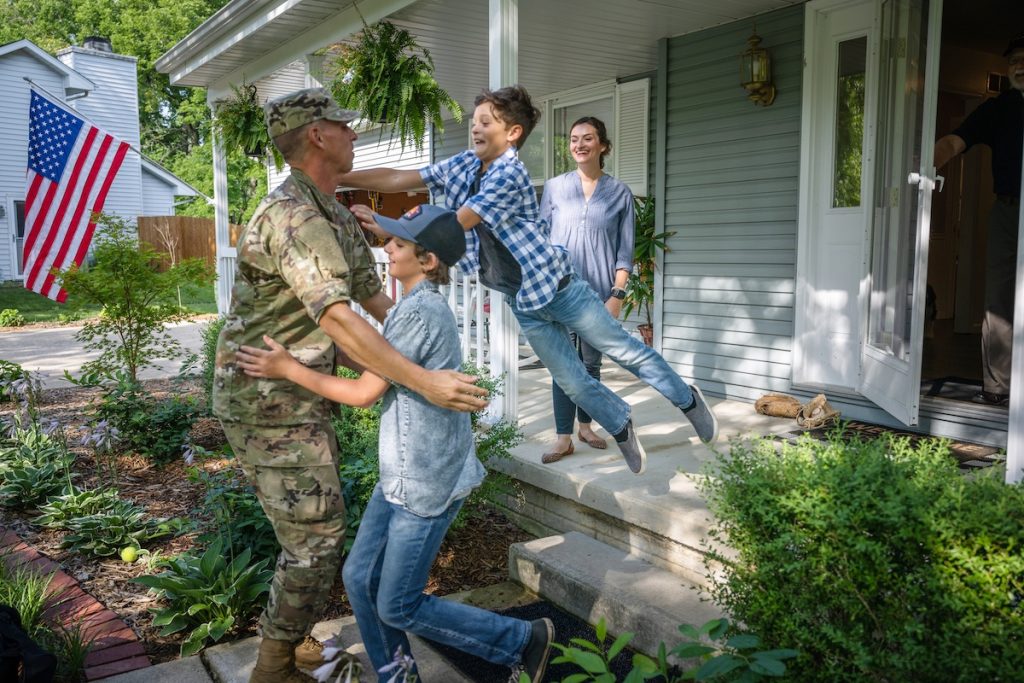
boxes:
[740,28,776,106]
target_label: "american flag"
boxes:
[23,89,130,302]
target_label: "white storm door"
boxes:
[859,0,942,425]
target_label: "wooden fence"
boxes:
[137,216,244,269]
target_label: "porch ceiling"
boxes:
[158,0,800,103]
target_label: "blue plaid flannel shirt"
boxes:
[419,148,571,311]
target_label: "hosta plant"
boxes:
[35,488,142,528]
[60,509,186,557]
[133,539,273,656]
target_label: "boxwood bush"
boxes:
[699,432,1024,682]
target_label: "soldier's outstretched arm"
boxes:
[318,301,489,412]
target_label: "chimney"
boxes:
[83,36,113,53]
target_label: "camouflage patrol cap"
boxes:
[264,87,360,139]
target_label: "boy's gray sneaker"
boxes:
[614,420,647,474]
[683,385,718,444]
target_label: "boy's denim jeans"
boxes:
[515,275,695,436]
[342,487,530,676]
[552,332,602,434]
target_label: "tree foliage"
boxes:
[57,214,215,383]
[0,0,268,222]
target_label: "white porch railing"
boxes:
[358,250,520,422]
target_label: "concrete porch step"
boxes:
[493,365,795,586]
[508,531,723,660]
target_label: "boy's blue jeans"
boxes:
[342,486,530,676]
[514,275,695,436]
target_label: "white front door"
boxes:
[797,0,942,425]
[795,0,877,389]
[858,0,943,425]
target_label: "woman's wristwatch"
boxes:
[610,287,627,300]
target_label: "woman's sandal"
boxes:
[541,440,575,464]
[577,430,607,450]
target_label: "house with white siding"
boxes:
[0,37,199,283]
[157,0,1024,481]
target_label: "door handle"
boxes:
[907,172,944,192]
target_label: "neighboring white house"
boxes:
[0,37,200,282]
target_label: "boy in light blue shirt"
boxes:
[341,85,718,475]
[236,205,554,683]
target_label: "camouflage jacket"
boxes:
[213,169,381,425]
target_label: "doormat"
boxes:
[424,600,678,682]
[920,376,984,402]
[786,420,1003,470]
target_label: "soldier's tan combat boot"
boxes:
[294,635,324,670]
[250,637,315,683]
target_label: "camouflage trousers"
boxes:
[221,421,346,642]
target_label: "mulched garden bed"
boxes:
[0,378,533,665]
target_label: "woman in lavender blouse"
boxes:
[538,116,635,463]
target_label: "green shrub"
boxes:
[133,538,273,656]
[86,373,199,464]
[189,466,279,565]
[61,508,186,557]
[699,432,1024,682]
[57,214,214,382]
[540,617,795,683]
[0,308,25,327]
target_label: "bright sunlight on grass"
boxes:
[0,281,216,325]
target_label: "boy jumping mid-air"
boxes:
[343,85,717,474]
[236,205,554,683]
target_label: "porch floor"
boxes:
[494,362,796,583]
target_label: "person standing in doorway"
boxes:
[538,116,635,463]
[933,33,1024,406]
[212,88,487,683]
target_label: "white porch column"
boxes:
[211,116,236,316]
[1007,138,1024,484]
[487,0,519,423]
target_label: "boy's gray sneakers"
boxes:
[683,384,718,444]
[614,420,647,474]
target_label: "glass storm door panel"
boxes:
[859,0,942,425]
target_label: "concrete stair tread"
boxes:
[510,531,723,659]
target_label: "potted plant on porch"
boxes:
[326,19,463,151]
[622,195,674,346]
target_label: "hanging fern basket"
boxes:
[327,20,462,150]
[213,83,285,170]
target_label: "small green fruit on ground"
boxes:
[120,546,138,563]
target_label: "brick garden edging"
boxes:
[0,528,151,680]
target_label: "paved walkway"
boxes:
[0,320,209,388]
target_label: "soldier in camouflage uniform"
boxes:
[213,87,488,683]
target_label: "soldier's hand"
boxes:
[420,369,490,412]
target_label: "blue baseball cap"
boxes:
[374,204,466,267]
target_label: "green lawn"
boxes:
[0,281,216,324]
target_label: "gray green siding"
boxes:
[433,118,469,164]
[659,5,803,402]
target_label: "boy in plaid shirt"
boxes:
[344,85,717,474]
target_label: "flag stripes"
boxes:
[23,89,130,302]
